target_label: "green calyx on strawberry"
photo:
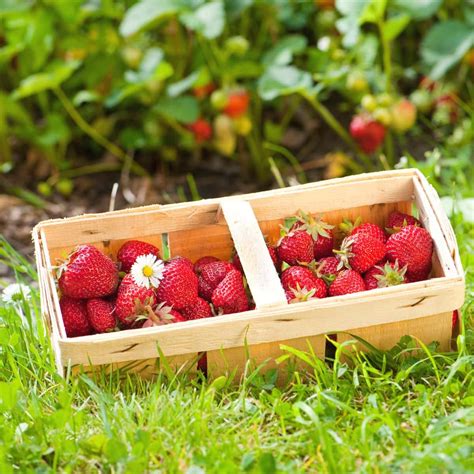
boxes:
[364,260,408,290]
[277,221,314,266]
[340,219,387,244]
[57,244,119,299]
[386,211,421,233]
[281,265,327,302]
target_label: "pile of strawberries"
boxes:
[56,209,434,339]
[57,241,250,338]
[275,210,433,303]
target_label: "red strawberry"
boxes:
[292,211,334,260]
[277,229,314,266]
[452,310,459,329]
[142,302,185,327]
[193,82,215,99]
[117,240,161,273]
[181,297,213,320]
[329,270,366,296]
[188,118,212,143]
[386,211,421,230]
[86,298,117,333]
[336,233,386,273]
[281,266,327,303]
[156,258,198,309]
[194,256,220,275]
[340,218,387,243]
[58,245,118,299]
[406,260,432,282]
[169,256,194,271]
[198,261,235,301]
[317,256,340,277]
[349,114,386,153]
[115,274,156,327]
[223,90,249,118]
[60,296,92,337]
[364,260,408,290]
[386,225,433,275]
[233,245,279,273]
[212,269,249,314]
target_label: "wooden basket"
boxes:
[33,169,465,380]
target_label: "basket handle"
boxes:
[220,199,287,309]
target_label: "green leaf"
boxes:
[155,95,199,124]
[258,65,313,101]
[382,14,410,42]
[335,0,370,47]
[393,0,441,20]
[167,71,200,97]
[12,61,81,99]
[226,59,263,79]
[0,0,32,16]
[359,0,387,24]
[421,20,474,80]
[259,453,276,474]
[224,0,253,17]
[72,90,101,106]
[262,34,307,67]
[180,1,225,39]
[120,0,179,37]
[0,380,20,411]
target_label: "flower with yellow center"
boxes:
[131,254,165,289]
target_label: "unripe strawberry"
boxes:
[189,118,212,143]
[434,93,459,124]
[210,90,228,110]
[361,94,377,112]
[390,99,417,133]
[349,115,386,154]
[232,115,252,136]
[346,71,368,92]
[225,36,249,56]
[213,114,236,156]
[377,93,394,107]
[373,108,391,126]
[223,91,249,118]
[410,89,432,114]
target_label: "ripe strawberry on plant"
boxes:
[115,273,157,327]
[390,99,417,133]
[193,82,215,99]
[181,297,213,320]
[60,296,92,337]
[212,269,249,314]
[58,244,118,299]
[386,225,433,276]
[117,240,160,273]
[329,269,366,296]
[281,266,327,303]
[156,258,199,310]
[194,256,220,275]
[232,244,279,273]
[142,302,185,328]
[223,90,249,118]
[335,233,386,273]
[349,114,386,154]
[189,118,212,143]
[292,211,334,260]
[364,260,408,290]
[198,261,236,301]
[386,211,421,231]
[86,298,117,333]
[277,218,314,266]
[340,218,387,243]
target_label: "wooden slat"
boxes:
[337,312,452,353]
[220,200,287,309]
[207,335,326,382]
[58,276,464,366]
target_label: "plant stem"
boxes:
[53,87,147,177]
[378,21,392,93]
[263,141,307,183]
[0,95,11,164]
[268,157,286,188]
[385,130,395,167]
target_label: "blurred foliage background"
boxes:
[0,0,473,207]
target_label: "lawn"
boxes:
[0,203,472,473]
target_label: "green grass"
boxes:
[0,212,473,473]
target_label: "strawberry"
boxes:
[390,99,417,133]
[212,269,249,314]
[292,211,334,260]
[181,297,213,320]
[434,93,459,123]
[117,240,161,273]
[58,245,118,299]
[156,258,198,309]
[317,256,340,277]
[277,227,314,266]
[115,273,156,327]
[169,256,194,271]
[345,220,387,244]
[364,260,408,290]
[223,90,249,118]
[329,270,366,296]
[188,118,212,143]
[194,256,220,275]
[452,310,459,329]
[406,260,432,282]
[386,225,433,275]
[281,266,327,303]
[193,82,215,99]
[198,261,235,301]
[233,245,279,273]
[142,302,185,327]
[386,211,421,230]
[86,298,117,333]
[60,296,92,337]
[349,114,386,153]
[336,233,386,273]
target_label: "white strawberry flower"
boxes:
[2,283,31,305]
[131,254,165,289]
